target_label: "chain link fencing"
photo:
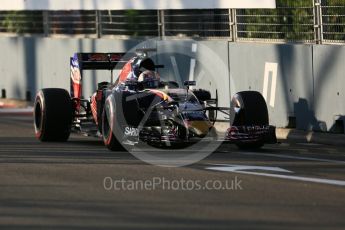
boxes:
[236,0,315,43]
[0,11,43,34]
[48,11,97,36]
[321,0,345,43]
[0,0,343,44]
[99,10,158,37]
[163,9,231,39]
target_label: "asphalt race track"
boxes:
[0,113,344,230]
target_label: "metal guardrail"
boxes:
[0,0,343,44]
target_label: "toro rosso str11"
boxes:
[34,49,276,150]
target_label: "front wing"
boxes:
[224,125,277,144]
[119,125,277,146]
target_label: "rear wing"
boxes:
[70,52,133,99]
[71,52,131,71]
[70,50,163,99]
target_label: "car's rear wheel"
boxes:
[34,88,72,141]
[230,91,268,150]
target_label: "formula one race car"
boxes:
[33,49,276,150]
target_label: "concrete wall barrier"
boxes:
[228,43,345,133]
[229,43,314,129]
[0,37,143,100]
[313,45,345,133]
[0,37,344,133]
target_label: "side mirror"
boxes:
[184,81,196,86]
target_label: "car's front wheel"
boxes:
[101,95,122,151]
[230,91,269,150]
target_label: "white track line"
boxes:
[207,166,345,187]
[240,152,345,164]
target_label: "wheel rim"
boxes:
[103,113,110,139]
[34,100,42,132]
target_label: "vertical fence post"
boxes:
[43,10,50,37]
[96,10,102,38]
[318,0,324,44]
[158,10,165,39]
[313,0,323,44]
[229,9,237,42]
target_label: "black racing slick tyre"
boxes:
[230,91,269,150]
[230,91,269,126]
[101,95,122,151]
[34,88,72,142]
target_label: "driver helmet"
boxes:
[138,70,160,89]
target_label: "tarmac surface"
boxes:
[0,112,344,229]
